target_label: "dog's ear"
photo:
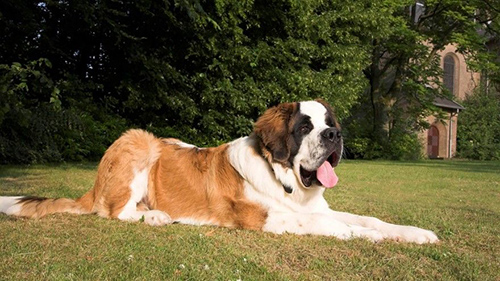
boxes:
[254,102,296,164]
[315,98,332,111]
[315,98,340,129]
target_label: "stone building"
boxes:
[420,44,480,158]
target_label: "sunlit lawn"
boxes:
[1,160,499,280]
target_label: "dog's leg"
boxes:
[117,208,173,226]
[262,211,385,242]
[327,210,439,244]
[116,192,172,226]
[110,169,172,226]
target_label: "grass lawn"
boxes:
[1,160,499,280]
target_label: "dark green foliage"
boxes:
[0,0,389,163]
[0,0,499,163]
[457,89,500,160]
[0,59,127,163]
[343,103,423,160]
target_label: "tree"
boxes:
[343,0,500,159]
[0,0,395,163]
[2,0,499,163]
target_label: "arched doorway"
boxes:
[427,126,439,158]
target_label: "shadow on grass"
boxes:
[0,162,98,177]
[446,205,500,222]
[363,160,500,174]
[0,162,98,197]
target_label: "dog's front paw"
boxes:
[392,226,439,244]
[144,210,173,226]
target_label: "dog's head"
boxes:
[254,99,342,192]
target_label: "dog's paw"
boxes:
[144,210,173,226]
[392,226,439,244]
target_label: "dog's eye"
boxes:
[299,126,310,134]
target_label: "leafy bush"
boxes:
[343,134,422,160]
[386,132,423,160]
[0,103,127,164]
[0,0,391,163]
[457,88,500,160]
[0,60,127,164]
[342,95,423,160]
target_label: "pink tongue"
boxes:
[316,161,338,188]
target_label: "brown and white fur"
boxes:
[0,100,438,243]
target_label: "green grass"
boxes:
[1,160,499,280]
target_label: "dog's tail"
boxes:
[0,189,95,219]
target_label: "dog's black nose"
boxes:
[321,128,341,142]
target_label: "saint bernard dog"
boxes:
[0,100,438,243]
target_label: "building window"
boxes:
[443,55,456,96]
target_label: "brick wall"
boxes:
[420,44,477,159]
